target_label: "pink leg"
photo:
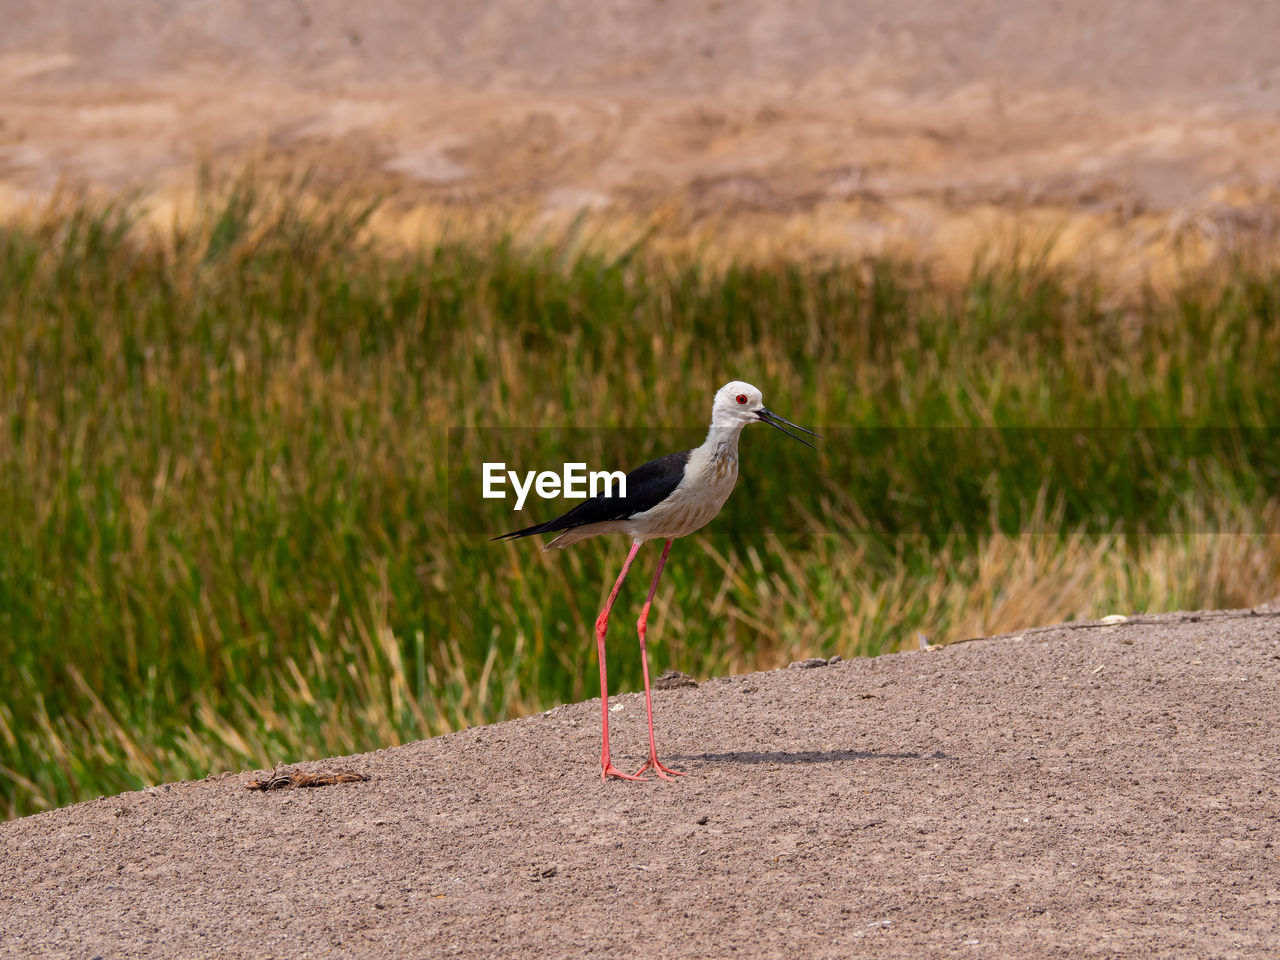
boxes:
[596,541,646,781]
[633,539,685,780]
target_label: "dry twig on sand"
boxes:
[246,765,370,791]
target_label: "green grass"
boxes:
[1,174,1278,819]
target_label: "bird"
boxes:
[495,380,820,782]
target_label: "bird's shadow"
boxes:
[669,749,949,766]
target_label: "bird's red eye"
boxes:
[736,394,747,404]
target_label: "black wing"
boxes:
[493,450,691,541]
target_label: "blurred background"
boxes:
[2,1,1279,819]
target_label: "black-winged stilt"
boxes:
[495,381,820,782]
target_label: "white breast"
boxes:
[626,443,739,541]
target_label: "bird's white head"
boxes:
[710,380,821,447]
[711,380,766,427]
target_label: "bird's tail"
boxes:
[490,518,557,542]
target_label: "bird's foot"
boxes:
[602,761,647,782]
[633,755,685,781]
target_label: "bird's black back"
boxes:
[493,449,691,541]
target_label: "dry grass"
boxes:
[1,172,1278,818]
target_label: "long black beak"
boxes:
[757,408,822,449]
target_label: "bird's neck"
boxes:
[700,420,745,464]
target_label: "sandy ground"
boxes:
[5,1,1280,276]
[3,607,1279,958]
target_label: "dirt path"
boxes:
[3,608,1278,958]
